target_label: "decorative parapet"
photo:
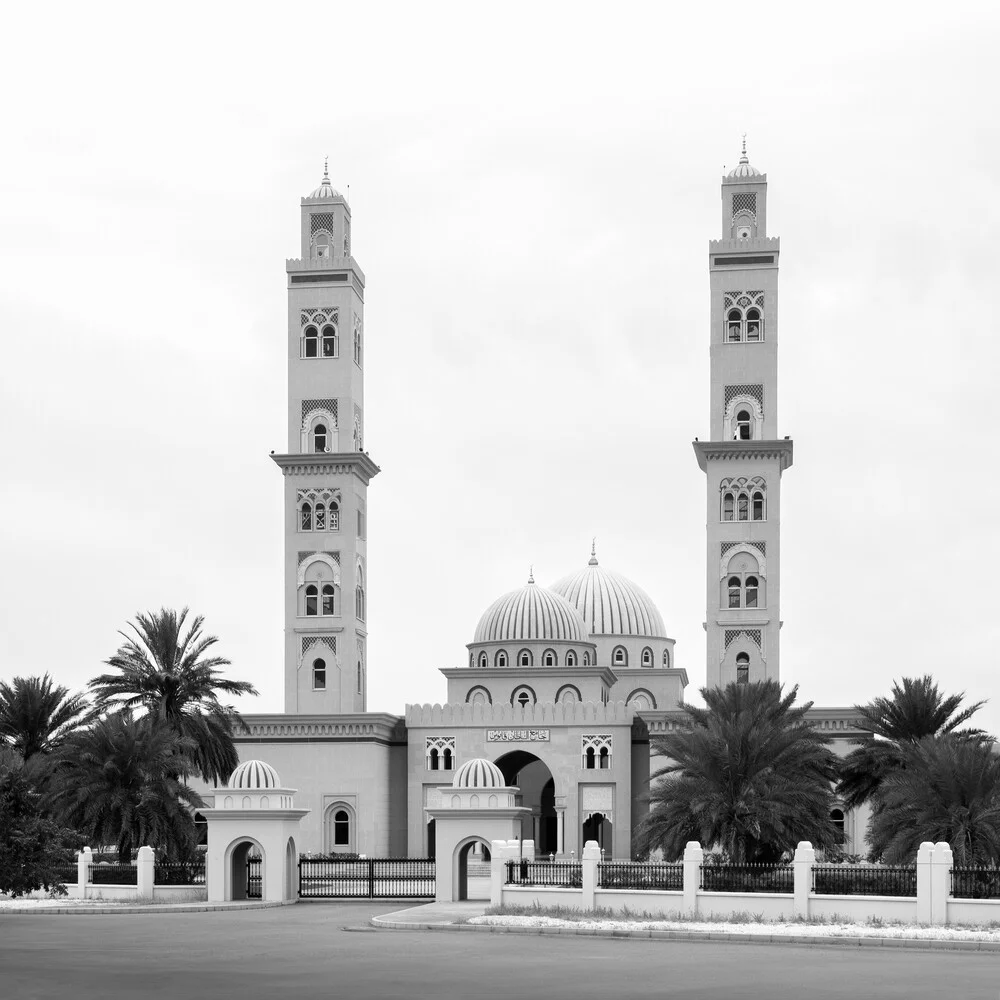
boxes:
[286,254,366,285]
[235,712,405,743]
[805,707,867,736]
[271,452,381,484]
[708,237,779,253]
[693,439,793,472]
[405,700,634,728]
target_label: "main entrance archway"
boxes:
[493,751,557,855]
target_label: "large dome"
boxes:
[550,549,667,638]
[453,758,506,789]
[229,760,281,789]
[473,578,588,644]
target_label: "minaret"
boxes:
[272,163,379,713]
[693,141,793,688]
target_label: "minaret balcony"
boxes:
[693,438,793,472]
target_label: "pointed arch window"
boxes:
[312,658,326,690]
[583,650,591,666]
[641,646,653,667]
[736,652,750,684]
[303,325,319,358]
[612,646,627,667]
[305,585,319,616]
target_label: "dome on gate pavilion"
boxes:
[473,576,588,644]
[453,758,506,789]
[550,547,667,639]
[228,760,282,790]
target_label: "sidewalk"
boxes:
[0,898,296,916]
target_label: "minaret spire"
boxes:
[589,539,598,566]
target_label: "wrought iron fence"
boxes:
[505,861,582,887]
[598,862,683,891]
[49,865,78,884]
[951,867,1000,899]
[154,862,206,886]
[88,863,138,885]
[700,864,794,894]
[812,865,917,897]
[298,858,435,898]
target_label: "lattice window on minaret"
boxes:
[301,635,336,659]
[582,734,613,770]
[310,213,335,260]
[426,736,455,772]
[300,308,339,358]
[724,385,764,440]
[301,399,338,453]
[732,192,756,218]
[723,291,764,343]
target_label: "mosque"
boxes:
[194,145,868,862]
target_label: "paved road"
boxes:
[2,902,998,999]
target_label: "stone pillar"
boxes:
[136,845,155,900]
[556,809,565,856]
[77,847,92,899]
[522,838,535,861]
[792,841,815,920]
[532,809,540,846]
[930,841,953,927]
[490,840,510,908]
[581,840,600,912]
[916,841,934,925]
[682,841,703,918]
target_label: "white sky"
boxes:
[2,2,999,733]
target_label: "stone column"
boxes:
[77,847,92,899]
[916,841,934,925]
[490,840,510,908]
[581,840,601,912]
[682,841,703,918]
[792,841,815,920]
[136,845,155,900]
[556,809,565,856]
[930,841,953,927]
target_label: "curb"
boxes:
[0,899,297,916]
[368,916,1000,952]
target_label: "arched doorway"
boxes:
[494,751,557,855]
[227,838,264,901]
[455,837,492,901]
[426,818,436,859]
[582,812,612,854]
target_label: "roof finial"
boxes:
[528,566,535,584]
[739,133,749,164]
[589,539,598,566]
[323,155,330,180]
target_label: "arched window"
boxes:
[313,423,328,453]
[355,566,365,621]
[328,499,340,531]
[357,659,363,694]
[613,646,627,667]
[583,650,591,666]
[830,808,846,843]
[517,649,532,667]
[662,649,670,668]
[627,688,657,710]
[565,650,577,667]
[442,748,453,770]
[495,650,508,667]
[556,684,581,705]
[641,647,653,667]
[543,649,557,667]
[728,576,741,609]
[315,502,326,530]
[429,748,439,771]
[467,686,491,706]
[745,308,761,342]
[321,324,338,357]
[585,747,596,769]
[333,809,350,847]
[354,328,362,366]
[304,325,318,358]
[300,502,313,531]
[478,651,488,668]
[745,576,758,609]
[305,584,319,616]
[312,658,326,689]
[727,309,742,342]
[737,492,749,521]
[735,410,751,440]
[511,686,535,708]
[736,652,749,684]
[752,491,765,521]
[599,747,610,769]
[723,492,735,521]
[321,584,336,616]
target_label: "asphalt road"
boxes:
[1,902,998,999]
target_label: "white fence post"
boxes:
[930,841,953,927]
[916,841,934,924]
[682,841,703,918]
[581,840,601,911]
[136,845,155,900]
[77,847,92,898]
[793,841,815,920]
[490,840,509,907]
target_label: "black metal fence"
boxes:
[246,856,262,898]
[298,858,435,898]
[598,862,683,891]
[700,864,794,894]
[88,863,138,885]
[505,861,582,887]
[50,865,78,884]
[951,867,1000,899]
[154,862,206,886]
[813,865,916,897]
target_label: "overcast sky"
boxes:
[2,2,998,734]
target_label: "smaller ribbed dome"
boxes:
[453,758,506,789]
[474,579,588,644]
[727,139,761,178]
[308,160,340,199]
[229,760,281,789]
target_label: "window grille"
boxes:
[301,307,338,327]
[732,192,756,217]
[582,734,613,769]
[310,213,335,236]
[301,635,336,658]
[724,384,764,409]
[301,398,338,422]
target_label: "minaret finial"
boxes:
[528,566,534,584]
[741,132,747,155]
[589,539,598,566]
[323,155,329,179]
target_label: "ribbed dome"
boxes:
[308,163,340,199]
[550,550,666,638]
[453,758,506,789]
[229,760,281,789]
[727,141,762,178]
[473,578,588,644]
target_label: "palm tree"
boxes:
[89,607,258,784]
[48,711,203,862]
[837,676,987,811]
[870,735,1000,865]
[0,674,94,761]
[637,680,841,863]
